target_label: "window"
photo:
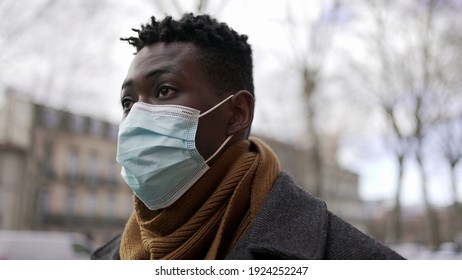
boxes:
[67,147,79,183]
[66,190,76,220]
[42,108,60,128]
[87,151,99,187]
[36,188,50,224]
[70,115,85,134]
[106,194,116,218]
[85,192,96,217]
[42,140,54,178]
[106,124,118,140]
[107,158,119,187]
[89,119,103,136]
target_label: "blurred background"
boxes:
[0,0,461,259]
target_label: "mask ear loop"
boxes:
[205,135,233,164]
[199,94,235,163]
[199,95,234,118]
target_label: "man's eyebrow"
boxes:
[145,66,184,79]
[121,67,184,90]
[121,80,131,90]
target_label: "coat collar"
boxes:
[226,172,328,260]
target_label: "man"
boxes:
[92,14,403,260]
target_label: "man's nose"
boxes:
[138,94,153,104]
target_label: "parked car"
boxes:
[0,230,94,260]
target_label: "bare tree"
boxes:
[282,0,344,198]
[0,0,55,63]
[344,0,462,247]
[341,0,414,243]
[0,0,134,121]
[407,0,462,249]
[431,116,462,242]
[445,117,462,241]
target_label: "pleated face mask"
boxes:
[116,95,233,210]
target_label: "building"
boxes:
[0,91,132,245]
[1,90,366,246]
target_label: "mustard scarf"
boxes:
[119,137,280,259]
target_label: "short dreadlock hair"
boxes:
[122,13,254,96]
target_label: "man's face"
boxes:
[120,42,233,161]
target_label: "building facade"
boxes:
[0,92,132,245]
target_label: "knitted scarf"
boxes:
[119,137,280,259]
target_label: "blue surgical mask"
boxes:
[116,95,234,210]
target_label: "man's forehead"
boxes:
[135,42,198,62]
[122,42,204,89]
[127,43,199,75]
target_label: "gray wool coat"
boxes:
[91,172,404,260]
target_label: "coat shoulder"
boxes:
[324,212,404,259]
[228,172,404,260]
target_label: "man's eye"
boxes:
[157,86,176,99]
[121,99,133,110]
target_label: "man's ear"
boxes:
[226,90,254,136]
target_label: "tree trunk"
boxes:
[307,103,323,198]
[390,154,405,243]
[449,163,461,242]
[416,152,440,250]
[302,68,323,199]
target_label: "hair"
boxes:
[122,13,254,96]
